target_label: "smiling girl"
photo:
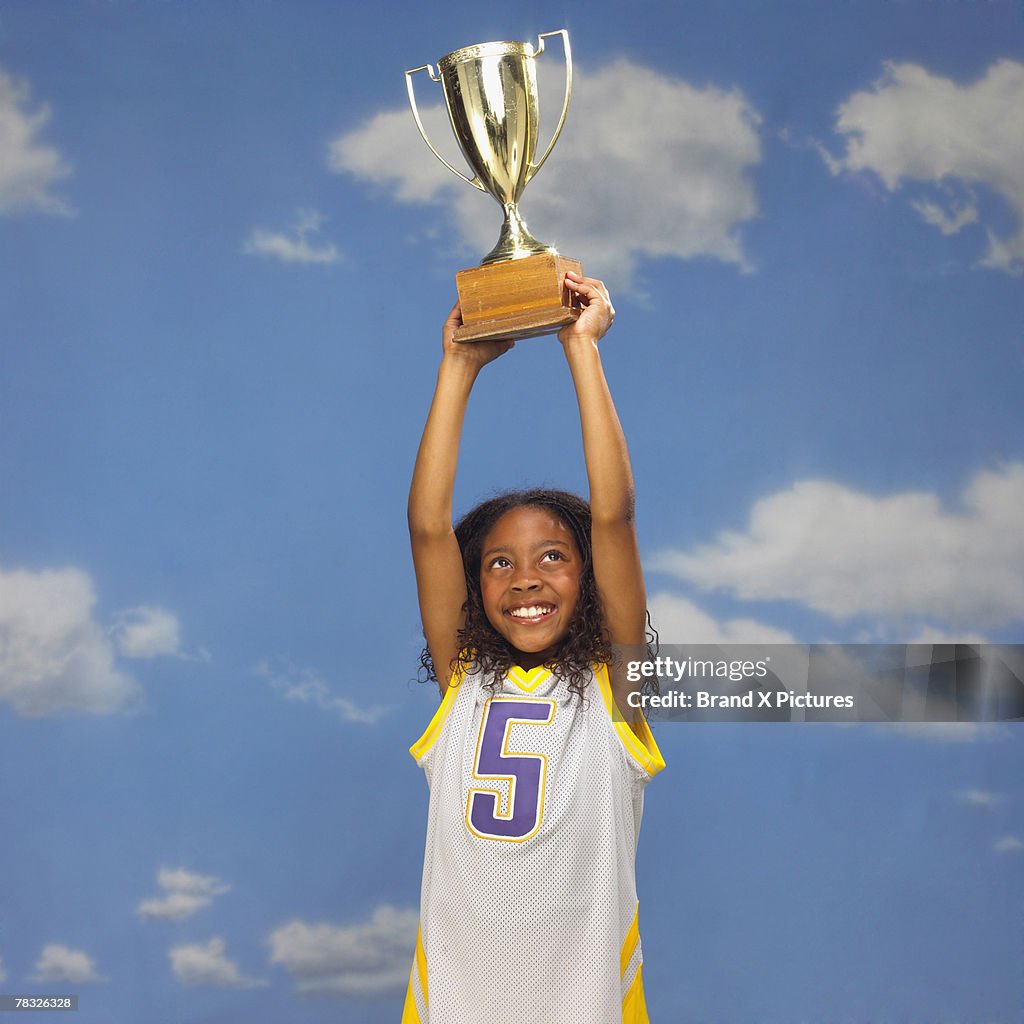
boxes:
[403,272,664,1024]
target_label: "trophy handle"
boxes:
[526,29,573,185]
[405,63,486,192]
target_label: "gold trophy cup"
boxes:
[406,30,582,341]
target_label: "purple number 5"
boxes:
[467,698,555,841]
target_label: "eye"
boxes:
[487,555,512,570]
[541,550,565,563]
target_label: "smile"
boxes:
[507,604,556,622]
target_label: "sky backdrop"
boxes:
[1,2,1023,1022]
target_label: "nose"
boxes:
[511,572,541,592]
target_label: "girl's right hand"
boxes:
[441,301,515,368]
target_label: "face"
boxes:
[479,505,582,668]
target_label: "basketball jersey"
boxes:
[402,662,665,1024]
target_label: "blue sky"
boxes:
[1,1,1022,1021]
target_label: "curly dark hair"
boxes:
[418,487,658,699]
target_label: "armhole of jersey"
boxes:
[595,664,666,777]
[409,663,467,764]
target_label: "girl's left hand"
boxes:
[558,272,615,346]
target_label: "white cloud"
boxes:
[648,591,797,645]
[268,906,418,998]
[910,195,978,236]
[169,937,265,988]
[156,866,229,896]
[112,606,181,659]
[138,892,213,922]
[31,945,104,984]
[243,209,340,265]
[652,463,1024,631]
[137,867,230,921]
[994,835,1024,854]
[0,566,141,716]
[257,662,391,724]
[901,625,989,645]
[826,59,1024,273]
[956,789,1002,808]
[331,58,762,290]
[0,66,71,215]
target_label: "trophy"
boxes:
[406,30,582,342]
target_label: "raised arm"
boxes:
[558,273,646,716]
[408,302,514,694]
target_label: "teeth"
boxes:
[509,606,553,620]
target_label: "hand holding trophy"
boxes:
[406,30,582,342]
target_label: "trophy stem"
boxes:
[481,203,554,265]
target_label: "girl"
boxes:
[404,272,664,1024]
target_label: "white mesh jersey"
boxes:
[402,662,665,1024]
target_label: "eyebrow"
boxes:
[482,539,573,560]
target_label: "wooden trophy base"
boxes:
[454,252,583,343]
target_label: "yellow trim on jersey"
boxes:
[595,664,666,776]
[409,664,466,762]
[401,925,428,1023]
[400,977,419,1024]
[620,902,640,978]
[507,664,553,692]
[622,964,650,1024]
[414,925,428,1006]
[620,904,650,1024]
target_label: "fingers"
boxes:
[564,271,604,290]
[563,272,616,339]
[564,271,614,318]
[441,300,464,349]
